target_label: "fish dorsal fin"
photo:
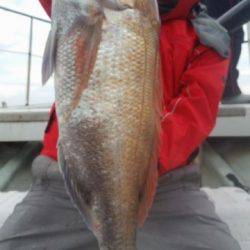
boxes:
[137,145,159,227]
[137,48,162,227]
[42,24,57,85]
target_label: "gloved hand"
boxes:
[191,4,230,58]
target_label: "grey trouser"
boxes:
[0,156,241,250]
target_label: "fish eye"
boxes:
[83,189,92,205]
[77,180,93,206]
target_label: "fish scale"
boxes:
[42,1,161,249]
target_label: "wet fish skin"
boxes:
[42,0,161,249]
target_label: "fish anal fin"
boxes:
[42,24,57,85]
[55,14,103,114]
[70,19,103,111]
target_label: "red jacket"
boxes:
[39,0,229,175]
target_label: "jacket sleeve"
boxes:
[159,45,230,174]
[39,0,52,17]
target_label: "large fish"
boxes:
[42,0,161,249]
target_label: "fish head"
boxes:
[65,166,138,248]
[84,188,138,248]
[58,135,138,247]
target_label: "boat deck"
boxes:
[0,106,250,250]
[0,139,250,249]
[1,104,250,142]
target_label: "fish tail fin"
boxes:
[102,0,132,10]
[135,0,160,24]
[138,51,162,226]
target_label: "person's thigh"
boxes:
[0,156,99,250]
[137,164,241,250]
[0,157,241,250]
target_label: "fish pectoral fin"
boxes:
[57,143,68,186]
[58,143,94,230]
[58,143,78,203]
[42,24,57,85]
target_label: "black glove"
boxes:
[157,0,179,15]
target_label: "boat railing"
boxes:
[0,6,50,107]
[0,5,250,107]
